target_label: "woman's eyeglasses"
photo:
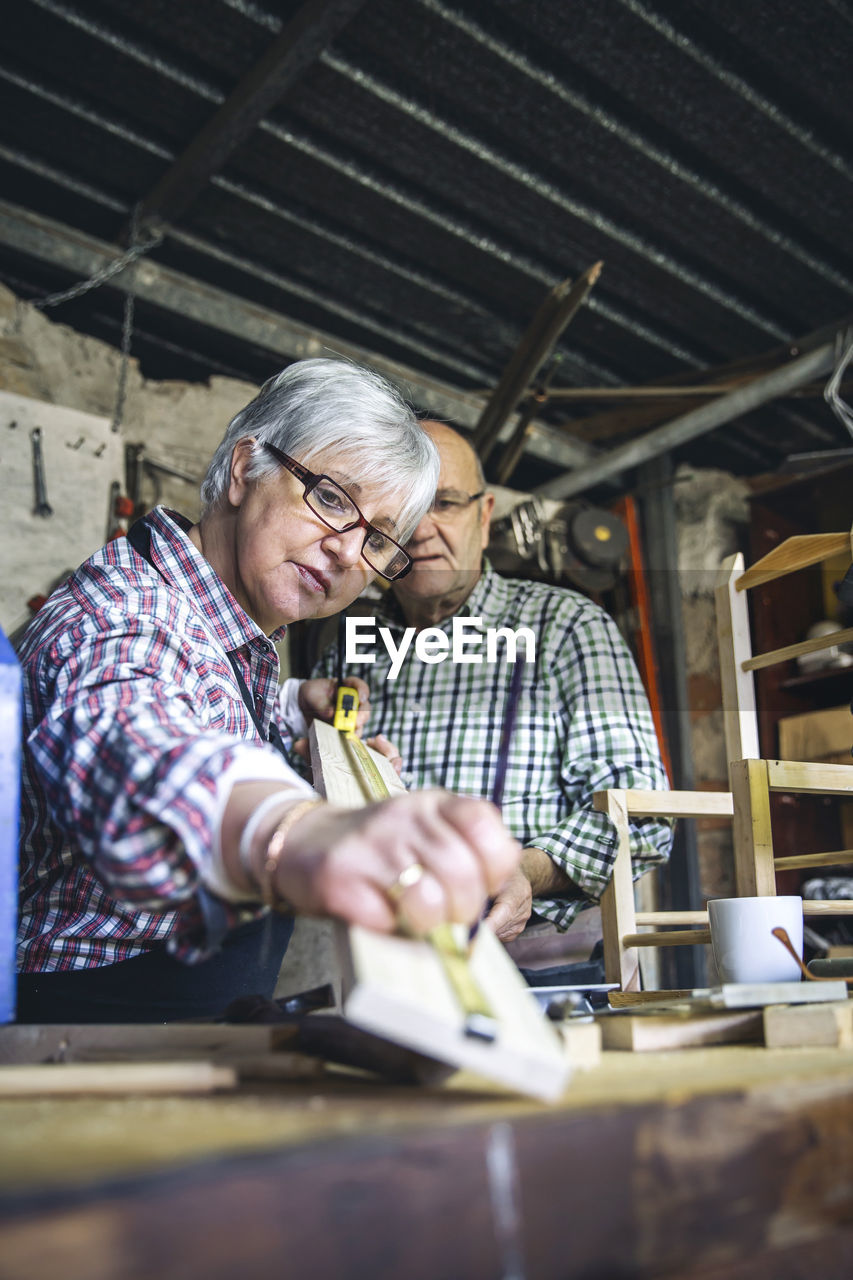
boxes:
[261,442,413,580]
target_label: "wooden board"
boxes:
[309,717,406,804]
[778,704,853,764]
[715,552,760,770]
[735,531,853,592]
[338,922,569,1101]
[599,1009,763,1051]
[763,1001,853,1049]
[0,1023,323,1081]
[0,1061,236,1095]
[309,719,571,1103]
[711,980,849,1007]
[556,1019,601,1070]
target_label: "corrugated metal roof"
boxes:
[1,0,851,489]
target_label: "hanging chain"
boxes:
[111,281,136,433]
[109,207,149,433]
[32,216,163,311]
[31,204,162,433]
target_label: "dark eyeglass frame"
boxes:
[261,441,413,581]
[431,489,486,514]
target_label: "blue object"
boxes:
[0,626,21,1023]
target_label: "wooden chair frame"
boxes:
[596,789,731,991]
[598,777,853,992]
[716,525,853,908]
[598,522,853,992]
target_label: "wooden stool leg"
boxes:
[730,758,776,897]
[598,791,642,990]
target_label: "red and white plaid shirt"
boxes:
[17,507,303,972]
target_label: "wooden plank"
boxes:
[620,789,733,819]
[711,980,849,1007]
[0,1062,236,1095]
[622,929,712,947]
[0,1024,322,1079]
[802,901,853,916]
[735,532,852,592]
[766,759,853,795]
[556,1020,601,1070]
[309,721,570,1102]
[775,849,853,870]
[597,791,641,991]
[608,990,693,1007]
[763,1002,853,1049]
[599,1009,763,1051]
[340,922,569,1100]
[309,719,406,803]
[778,705,853,763]
[730,758,776,897]
[742,625,853,672]
[715,553,760,773]
[635,910,709,925]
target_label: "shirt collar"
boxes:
[145,506,284,652]
[374,558,500,631]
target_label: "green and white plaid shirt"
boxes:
[316,563,671,931]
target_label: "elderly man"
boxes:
[16,368,520,1023]
[319,420,671,949]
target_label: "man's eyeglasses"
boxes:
[430,490,486,519]
[261,441,413,581]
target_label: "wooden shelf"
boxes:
[781,664,853,694]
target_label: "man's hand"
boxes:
[275,790,521,937]
[485,847,575,941]
[293,676,372,760]
[485,867,533,941]
[364,733,404,776]
[297,676,371,732]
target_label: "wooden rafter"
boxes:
[129,0,368,234]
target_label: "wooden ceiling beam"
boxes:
[129,0,368,234]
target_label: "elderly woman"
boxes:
[16,359,519,1023]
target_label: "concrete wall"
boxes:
[0,283,257,523]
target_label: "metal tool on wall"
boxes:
[29,428,52,519]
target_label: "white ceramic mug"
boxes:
[707,896,804,984]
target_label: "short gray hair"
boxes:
[201,359,439,538]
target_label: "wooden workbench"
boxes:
[2,1045,853,1279]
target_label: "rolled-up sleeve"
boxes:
[29,615,293,958]
[528,607,673,928]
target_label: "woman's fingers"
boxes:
[435,793,522,896]
[274,790,522,936]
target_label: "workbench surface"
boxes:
[3,1045,853,1279]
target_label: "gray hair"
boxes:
[200,359,439,539]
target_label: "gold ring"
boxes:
[385,862,425,906]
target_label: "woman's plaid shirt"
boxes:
[319,564,672,932]
[17,507,300,972]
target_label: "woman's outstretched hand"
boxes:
[275,790,521,936]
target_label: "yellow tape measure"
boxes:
[333,685,359,733]
[334,686,497,1040]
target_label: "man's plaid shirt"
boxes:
[318,564,672,931]
[17,507,304,973]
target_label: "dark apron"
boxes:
[16,516,294,1023]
